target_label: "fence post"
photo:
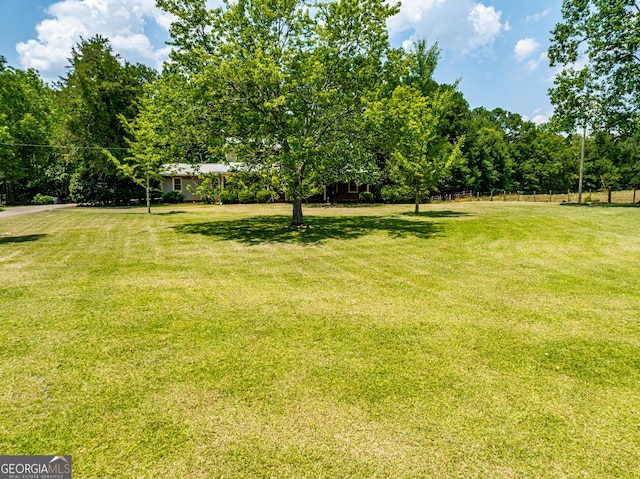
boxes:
[517,191,520,201]
[549,190,552,202]
[477,191,480,201]
[490,190,493,202]
[608,188,612,204]
[503,190,506,201]
[534,191,536,202]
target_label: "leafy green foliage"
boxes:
[2,11,639,212]
[219,189,237,204]
[56,36,155,205]
[256,189,274,203]
[0,57,59,204]
[366,41,464,213]
[32,193,54,205]
[69,164,145,205]
[549,0,640,132]
[237,189,255,204]
[459,108,580,193]
[358,191,374,203]
[111,82,167,213]
[162,190,185,203]
[192,176,221,204]
[380,184,414,204]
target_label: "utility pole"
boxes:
[578,124,586,204]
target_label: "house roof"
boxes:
[160,163,243,177]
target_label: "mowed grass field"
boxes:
[1,202,639,478]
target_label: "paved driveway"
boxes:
[0,204,76,219]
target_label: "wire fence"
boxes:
[431,189,639,204]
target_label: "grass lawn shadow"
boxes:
[173,214,445,245]
[560,202,640,208]
[0,234,47,244]
[401,210,473,219]
[153,210,187,216]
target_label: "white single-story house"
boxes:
[160,162,370,203]
[160,163,242,201]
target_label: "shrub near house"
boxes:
[162,191,184,204]
[33,194,55,205]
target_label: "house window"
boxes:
[348,181,358,193]
[173,178,182,191]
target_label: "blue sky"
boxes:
[0,0,562,124]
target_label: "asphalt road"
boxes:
[0,204,76,219]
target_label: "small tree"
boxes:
[368,85,462,214]
[109,89,166,214]
[548,67,599,203]
[366,41,463,214]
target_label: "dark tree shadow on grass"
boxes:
[153,210,187,216]
[0,234,47,244]
[400,210,473,219]
[172,214,460,245]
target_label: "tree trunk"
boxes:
[291,198,304,226]
[291,166,305,226]
[146,172,151,214]
[414,184,420,214]
[578,124,586,204]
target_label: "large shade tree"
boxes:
[0,57,58,204]
[57,36,156,204]
[158,0,399,225]
[549,0,640,132]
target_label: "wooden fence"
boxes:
[432,189,639,204]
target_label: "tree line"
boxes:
[1,0,638,223]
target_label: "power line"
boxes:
[0,142,130,151]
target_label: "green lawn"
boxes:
[1,202,639,478]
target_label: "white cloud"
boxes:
[522,113,548,125]
[514,38,540,63]
[526,9,551,23]
[388,0,508,56]
[532,114,549,125]
[16,0,176,81]
[521,51,549,73]
[467,4,503,50]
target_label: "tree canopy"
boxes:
[158,0,399,225]
[1,7,639,209]
[549,0,640,132]
[0,56,58,203]
[365,41,463,214]
[56,36,156,204]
